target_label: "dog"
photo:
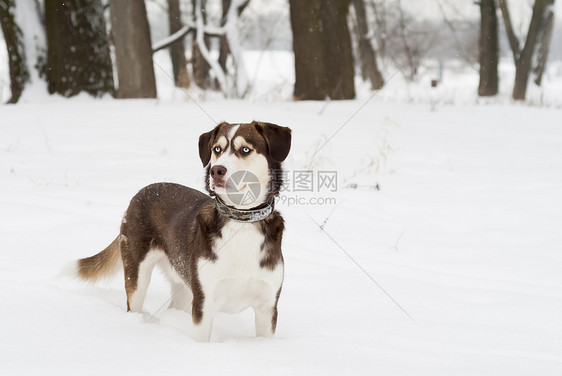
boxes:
[67,121,292,342]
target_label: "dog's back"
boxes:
[69,183,211,283]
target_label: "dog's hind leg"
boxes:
[158,258,192,312]
[122,244,161,313]
[168,282,192,312]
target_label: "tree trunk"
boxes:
[191,0,211,89]
[512,0,547,100]
[223,0,250,97]
[218,0,232,75]
[289,0,327,100]
[0,0,29,103]
[352,0,384,90]
[167,0,190,89]
[498,0,520,64]
[218,0,249,78]
[218,34,229,76]
[289,0,355,100]
[478,0,498,96]
[110,0,156,98]
[499,0,549,100]
[320,0,355,99]
[534,0,555,86]
[369,0,386,61]
[45,0,114,97]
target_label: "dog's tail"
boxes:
[59,237,122,282]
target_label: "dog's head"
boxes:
[199,121,292,209]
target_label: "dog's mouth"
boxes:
[213,181,227,189]
[212,180,250,192]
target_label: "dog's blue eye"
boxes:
[214,146,221,153]
[241,147,250,154]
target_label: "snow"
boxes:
[13,0,47,98]
[0,37,8,101]
[1,91,561,374]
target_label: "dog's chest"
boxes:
[197,220,283,313]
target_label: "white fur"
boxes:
[128,250,164,312]
[227,124,240,142]
[57,260,80,279]
[158,255,193,312]
[194,220,284,341]
[127,250,194,313]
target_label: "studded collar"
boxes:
[214,195,274,222]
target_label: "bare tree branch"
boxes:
[498,0,521,62]
[368,0,387,60]
[152,22,225,53]
[193,0,230,95]
[396,0,417,80]
[353,0,385,88]
[436,0,478,71]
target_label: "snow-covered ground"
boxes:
[1,95,561,375]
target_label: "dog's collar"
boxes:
[214,195,274,223]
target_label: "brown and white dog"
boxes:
[68,121,291,342]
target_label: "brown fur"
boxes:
[77,237,121,281]
[272,287,282,333]
[258,213,285,270]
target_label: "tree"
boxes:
[352,0,384,90]
[499,0,551,100]
[395,0,419,81]
[289,0,327,100]
[191,0,212,89]
[110,0,157,98]
[367,1,442,82]
[437,1,479,69]
[151,0,247,97]
[167,0,190,89]
[478,0,498,96]
[0,0,28,103]
[289,0,355,100]
[534,0,555,86]
[368,0,387,61]
[0,0,45,103]
[218,0,249,89]
[45,0,114,97]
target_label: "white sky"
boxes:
[404,0,562,23]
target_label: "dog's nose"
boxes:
[211,165,227,178]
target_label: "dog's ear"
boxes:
[199,125,220,167]
[254,121,292,162]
